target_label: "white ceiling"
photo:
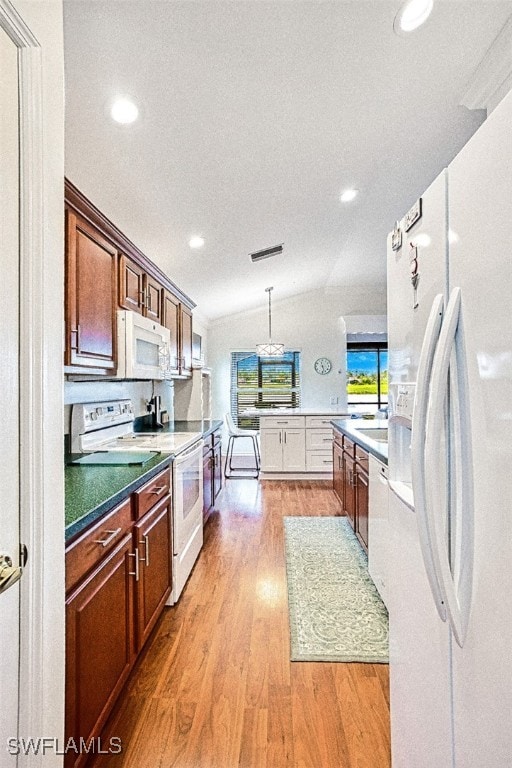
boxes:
[63,0,512,322]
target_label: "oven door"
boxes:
[172,440,204,554]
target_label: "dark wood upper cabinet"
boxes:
[162,289,180,373]
[65,209,117,374]
[180,306,193,376]
[119,254,145,315]
[145,274,164,324]
[119,256,164,324]
[65,179,196,378]
[162,290,192,377]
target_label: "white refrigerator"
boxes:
[387,88,512,768]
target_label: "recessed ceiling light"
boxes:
[340,188,359,203]
[189,236,205,249]
[394,0,434,34]
[111,97,138,124]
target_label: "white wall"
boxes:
[207,285,386,450]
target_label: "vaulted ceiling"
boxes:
[63,1,512,321]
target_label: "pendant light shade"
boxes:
[256,287,284,357]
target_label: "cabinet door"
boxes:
[65,210,117,372]
[355,467,369,553]
[119,254,145,315]
[180,305,193,376]
[333,441,343,508]
[212,433,223,500]
[144,274,164,324]
[282,428,306,472]
[133,496,172,651]
[203,448,213,523]
[162,290,180,373]
[343,451,356,530]
[260,429,283,472]
[65,534,135,768]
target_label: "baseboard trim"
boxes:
[259,472,332,481]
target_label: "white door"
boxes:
[447,88,512,768]
[0,23,21,767]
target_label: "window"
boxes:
[346,342,388,411]
[230,352,301,429]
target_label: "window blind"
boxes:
[230,351,301,429]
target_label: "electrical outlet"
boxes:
[330,396,339,405]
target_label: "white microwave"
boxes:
[116,310,171,380]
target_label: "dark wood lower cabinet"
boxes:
[203,428,223,524]
[65,470,173,768]
[212,432,223,500]
[355,465,369,552]
[134,496,172,650]
[333,438,343,508]
[65,534,135,768]
[203,442,214,521]
[343,449,356,529]
[332,429,369,552]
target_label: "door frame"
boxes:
[0,1,65,763]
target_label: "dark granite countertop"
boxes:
[331,419,388,465]
[65,453,172,542]
[65,420,222,543]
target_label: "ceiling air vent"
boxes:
[250,243,283,262]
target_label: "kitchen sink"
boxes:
[355,428,388,443]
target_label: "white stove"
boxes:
[70,399,201,456]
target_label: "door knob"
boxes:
[0,553,23,596]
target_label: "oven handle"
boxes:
[173,439,204,465]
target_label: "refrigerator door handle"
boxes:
[411,293,447,622]
[425,287,472,647]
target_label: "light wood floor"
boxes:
[92,479,390,768]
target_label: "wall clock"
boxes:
[314,357,332,375]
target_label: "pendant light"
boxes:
[256,287,284,357]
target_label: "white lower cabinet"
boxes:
[368,454,389,607]
[260,414,345,475]
[260,424,306,472]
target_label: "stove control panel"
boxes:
[71,400,134,446]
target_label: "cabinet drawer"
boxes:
[66,497,133,593]
[306,451,333,472]
[305,416,339,428]
[355,444,369,471]
[133,467,171,520]
[343,436,355,455]
[212,429,222,447]
[333,428,343,450]
[306,428,333,450]
[260,415,305,428]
